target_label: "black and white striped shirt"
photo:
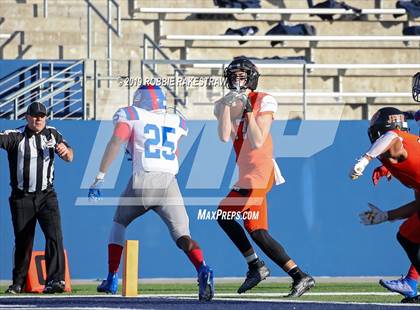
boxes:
[0,125,70,193]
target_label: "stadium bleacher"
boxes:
[0,0,418,120]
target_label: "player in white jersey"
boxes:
[89,85,214,301]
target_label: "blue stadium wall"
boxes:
[0,120,417,280]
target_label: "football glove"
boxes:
[349,156,370,180]
[359,203,388,225]
[88,172,105,201]
[216,90,243,107]
[242,94,253,113]
[372,165,392,186]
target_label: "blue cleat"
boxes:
[97,272,118,294]
[197,264,214,301]
[379,277,417,298]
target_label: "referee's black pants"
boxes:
[9,189,65,287]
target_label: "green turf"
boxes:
[0,282,404,304]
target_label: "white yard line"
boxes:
[0,277,407,285]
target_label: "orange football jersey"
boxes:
[380,130,420,191]
[233,91,276,190]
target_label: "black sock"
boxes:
[288,266,306,281]
[248,258,262,269]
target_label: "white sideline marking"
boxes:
[0,306,35,308]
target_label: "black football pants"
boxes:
[9,189,65,286]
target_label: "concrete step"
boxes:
[92,100,417,121]
[86,87,416,121]
[159,39,420,49]
[0,3,36,18]
[1,44,143,60]
[21,31,145,46]
[0,19,154,45]
[93,87,132,119]
[94,59,142,75]
[139,12,409,22]
[314,47,419,63]
[86,71,416,92]
[0,16,145,33]
[1,0,404,22]
[133,0,407,21]
[0,16,84,32]
[163,67,417,78]
[160,20,408,36]
[177,45,419,64]
[0,0,131,17]
[135,0,395,10]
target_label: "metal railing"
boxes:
[141,34,188,107]
[0,60,86,120]
[43,0,48,18]
[0,31,26,59]
[86,0,121,86]
[89,59,132,120]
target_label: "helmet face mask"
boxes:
[224,56,260,91]
[229,70,248,90]
[412,72,420,102]
[368,107,409,143]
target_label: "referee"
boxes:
[0,101,73,294]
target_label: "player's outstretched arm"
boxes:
[349,155,372,180]
[99,135,126,175]
[388,191,420,221]
[93,123,129,182]
[362,192,420,225]
[349,131,402,180]
[88,123,129,201]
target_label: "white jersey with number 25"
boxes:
[113,106,187,175]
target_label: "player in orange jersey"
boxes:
[361,72,420,301]
[214,56,315,297]
[349,107,420,303]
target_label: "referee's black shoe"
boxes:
[5,284,22,294]
[43,280,65,294]
[237,260,270,294]
[286,274,315,298]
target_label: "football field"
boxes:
[0,281,415,309]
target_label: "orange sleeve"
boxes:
[113,122,131,141]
